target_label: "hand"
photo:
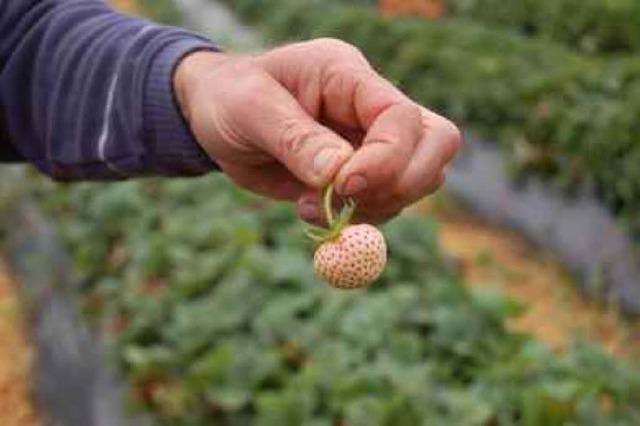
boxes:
[174,38,461,224]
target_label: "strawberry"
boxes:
[306,185,387,289]
[314,224,387,289]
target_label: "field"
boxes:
[2,1,639,425]
[28,172,638,425]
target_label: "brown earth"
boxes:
[379,0,447,19]
[416,195,640,359]
[0,5,636,426]
[0,264,39,426]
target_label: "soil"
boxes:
[379,0,446,19]
[0,6,636,426]
[0,264,39,426]
[416,195,640,358]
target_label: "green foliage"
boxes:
[443,0,640,55]
[334,0,640,55]
[137,0,183,25]
[41,175,640,425]
[221,0,640,241]
[18,1,639,424]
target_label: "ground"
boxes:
[0,205,636,426]
[0,264,39,426]
[418,196,640,358]
[0,1,637,424]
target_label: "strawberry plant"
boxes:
[441,0,640,55]
[338,0,640,55]
[35,174,640,426]
[8,1,640,424]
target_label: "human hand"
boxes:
[174,39,461,224]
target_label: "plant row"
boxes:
[137,0,184,25]
[222,0,640,241]
[370,0,640,55]
[441,0,640,55]
[32,174,640,426]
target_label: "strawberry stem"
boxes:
[323,184,336,227]
[306,183,357,244]
[305,229,326,242]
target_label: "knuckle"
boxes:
[373,158,400,184]
[277,119,321,159]
[439,118,463,154]
[324,64,372,97]
[407,103,424,123]
[400,103,425,135]
[313,37,363,58]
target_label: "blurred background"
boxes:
[1,1,640,425]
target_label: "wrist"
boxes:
[174,50,232,122]
[143,40,220,175]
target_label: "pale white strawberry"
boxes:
[313,224,387,289]
[305,185,388,289]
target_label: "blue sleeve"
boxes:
[0,0,219,180]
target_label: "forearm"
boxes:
[0,0,219,179]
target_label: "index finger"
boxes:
[334,100,423,198]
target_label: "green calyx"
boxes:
[305,184,356,243]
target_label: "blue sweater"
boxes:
[0,0,219,179]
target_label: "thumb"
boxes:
[243,74,354,188]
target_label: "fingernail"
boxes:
[342,174,368,195]
[313,148,338,177]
